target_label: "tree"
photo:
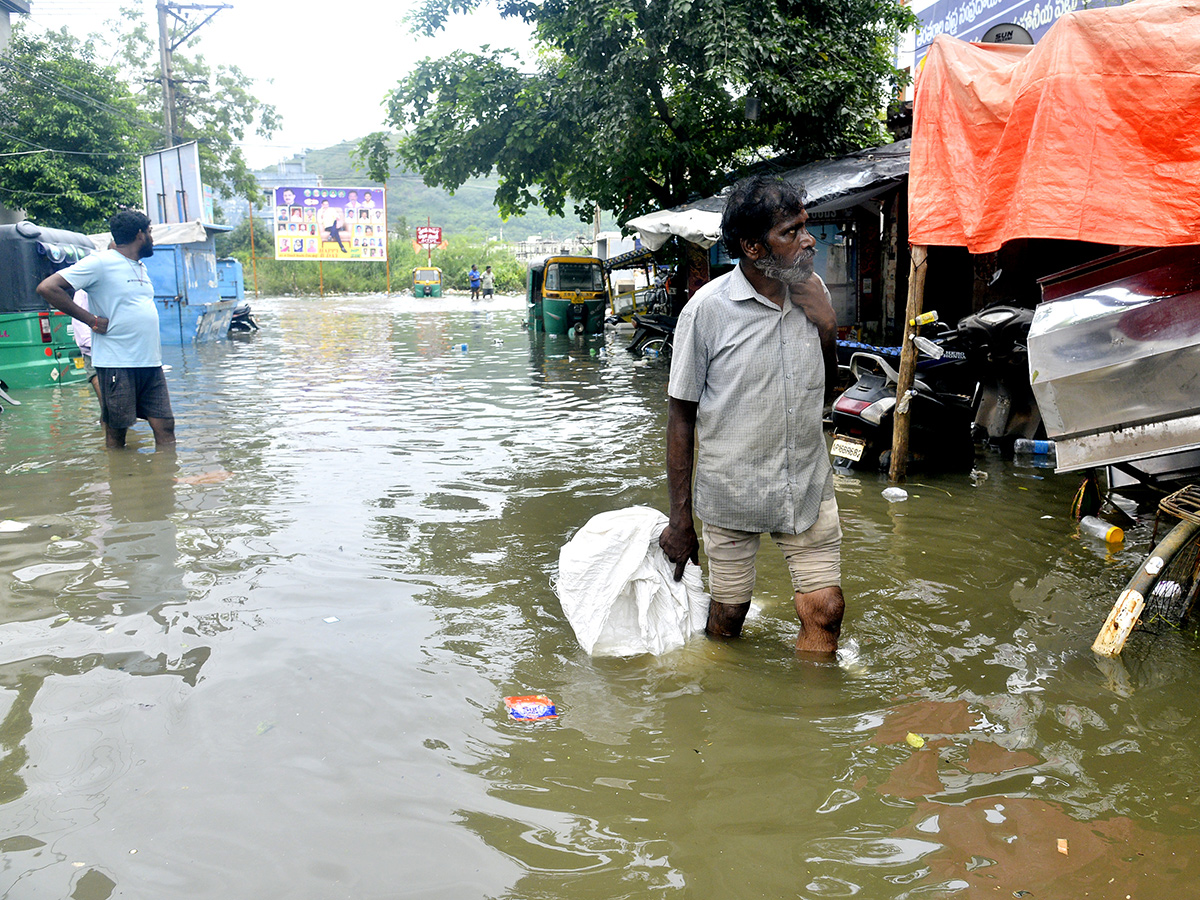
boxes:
[0,24,155,231]
[111,6,281,202]
[362,0,916,225]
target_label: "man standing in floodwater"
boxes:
[658,174,844,654]
[469,264,482,300]
[37,210,176,450]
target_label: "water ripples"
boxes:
[5,296,1200,897]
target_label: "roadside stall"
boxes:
[904,0,1200,653]
[625,140,911,339]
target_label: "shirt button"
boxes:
[787,407,794,414]
[786,373,793,379]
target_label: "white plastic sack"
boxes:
[556,506,710,657]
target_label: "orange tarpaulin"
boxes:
[909,0,1200,253]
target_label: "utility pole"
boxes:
[155,1,230,148]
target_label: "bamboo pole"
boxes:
[888,244,928,484]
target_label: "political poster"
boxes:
[273,186,388,261]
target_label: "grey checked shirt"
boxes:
[668,264,833,534]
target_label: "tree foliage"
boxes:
[111,6,281,202]
[0,24,153,231]
[0,11,279,232]
[363,0,916,225]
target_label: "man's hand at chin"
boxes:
[789,275,836,337]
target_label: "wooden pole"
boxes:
[247,202,260,299]
[888,244,928,484]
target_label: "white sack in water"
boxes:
[556,506,709,656]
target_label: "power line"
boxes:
[0,129,147,158]
[0,183,123,197]
[0,55,171,142]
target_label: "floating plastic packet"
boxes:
[505,695,558,721]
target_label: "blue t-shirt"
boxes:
[61,249,161,368]
[469,269,481,288]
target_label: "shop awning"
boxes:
[87,219,231,251]
[626,140,910,251]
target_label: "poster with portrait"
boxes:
[273,186,388,261]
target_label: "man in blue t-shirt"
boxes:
[38,210,175,449]
[469,265,481,300]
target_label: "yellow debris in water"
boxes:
[905,732,925,749]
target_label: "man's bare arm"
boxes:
[37,273,108,334]
[659,396,700,581]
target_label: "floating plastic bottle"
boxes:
[1014,438,1056,456]
[1080,515,1123,544]
[909,310,939,327]
[453,343,468,352]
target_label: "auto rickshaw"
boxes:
[526,256,607,335]
[413,266,442,297]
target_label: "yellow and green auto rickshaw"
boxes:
[0,222,92,391]
[526,256,608,335]
[413,266,442,297]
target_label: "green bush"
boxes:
[228,234,528,295]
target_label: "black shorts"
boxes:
[483,288,494,297]
[95,366,174,429]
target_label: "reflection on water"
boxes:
[3,294,1200,898]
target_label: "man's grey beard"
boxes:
[754,248,814,285]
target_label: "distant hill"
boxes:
[288,140,617,241]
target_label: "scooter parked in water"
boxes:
[955,305,1042,449]
[830,318,977,472]
[228,302,259,334]
[626,313,676,359]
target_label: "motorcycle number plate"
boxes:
[830,436,867,462]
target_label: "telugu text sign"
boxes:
[273,186,387,261]
[912,0,1134,62]
[415,225,443,247]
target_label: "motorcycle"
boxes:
[625,312,676,359]
[955,305,1042,448]
[830,320,977,472]
[228,302,259,334]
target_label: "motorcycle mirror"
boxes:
[911,334,945,359]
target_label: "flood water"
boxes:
[3,294,1200,899]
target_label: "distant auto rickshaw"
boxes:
[413,266,442,297]
[526,256,608,335]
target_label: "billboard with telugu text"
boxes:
[911,0,1133,65]
[273,186,387,261]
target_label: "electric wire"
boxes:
[0,129,147,158]
[0,55,171,142]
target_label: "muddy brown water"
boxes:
[2,294,1199,899]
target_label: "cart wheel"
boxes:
[1093,519,1200,657]
[641,338,668,359]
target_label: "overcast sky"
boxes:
[21,0,535,169]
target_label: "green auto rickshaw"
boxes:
[413,266,442,297]
[526,256,608,335]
